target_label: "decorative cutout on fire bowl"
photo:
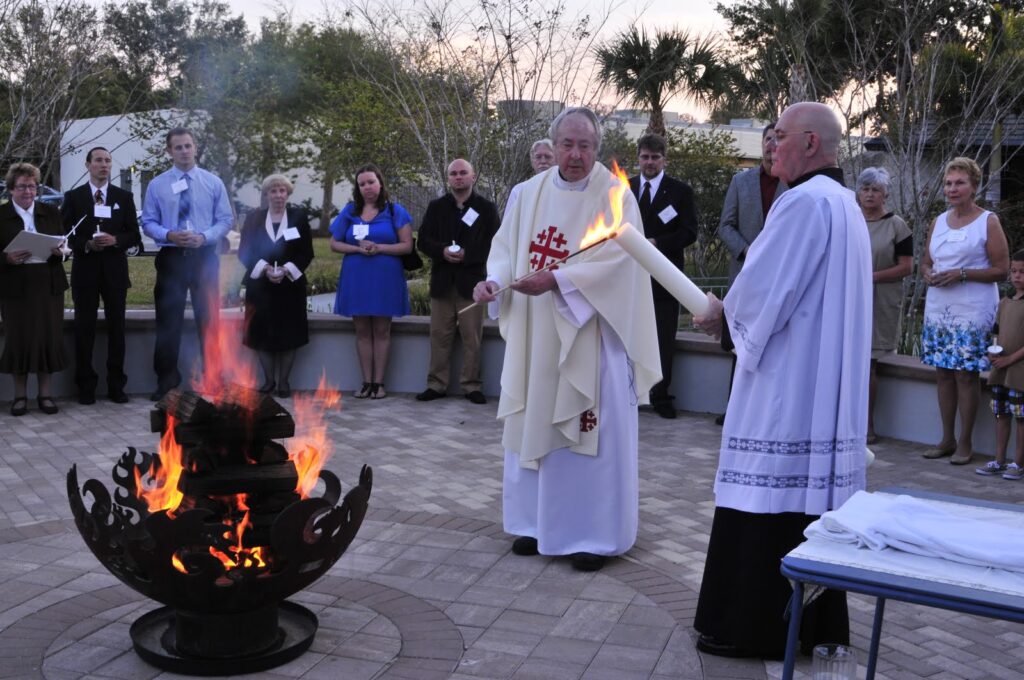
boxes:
[66,386,372,676]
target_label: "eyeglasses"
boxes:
[12,184,37,192]
[768,130,815,146]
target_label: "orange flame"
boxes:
[143,301,340,573]
[580,160,631,248]
[288,374,341,497]
[134,415,185,514]
[206,495,267,570]
[192,288,259,409]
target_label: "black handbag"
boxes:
[388,203,422,271]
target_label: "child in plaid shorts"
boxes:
[978,251,1024,480]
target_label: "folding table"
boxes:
[780,487,1024,679]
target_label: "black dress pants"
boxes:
[73,285,128,394]
[153,246,219,391]
[650,296,680,404]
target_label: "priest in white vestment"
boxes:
[473,107,661,572]
[692,102,872,658]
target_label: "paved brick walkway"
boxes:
[0,392,1022,679]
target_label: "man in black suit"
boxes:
[629,133,698,419]
[62,147,141,404]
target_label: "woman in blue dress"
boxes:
[330,164,412,399]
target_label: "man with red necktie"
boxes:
[62,146,140,404]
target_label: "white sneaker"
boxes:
[1003,463,1024,480]
[976,460,1007,476]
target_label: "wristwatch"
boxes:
[960,267,967,283]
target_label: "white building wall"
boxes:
[60,111,352,228]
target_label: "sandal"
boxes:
[10,397,27,416]
[37,396,59,415]
[866,433,879,445]
[950,451,973,465]
[922,445,955,459]
[370,383,386,399]
[354,382,372,399]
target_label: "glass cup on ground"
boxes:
[812,643,857,680]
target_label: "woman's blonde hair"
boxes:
[261,173,294,194]
[943,157,982,190]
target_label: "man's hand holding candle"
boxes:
[693,292,725,340]
[89,232,116,251]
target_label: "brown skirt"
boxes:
[0,266,66,374]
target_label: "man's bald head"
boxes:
[770,102,843,183]
[447,158,476,198]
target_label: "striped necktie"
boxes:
[177,174,191,229]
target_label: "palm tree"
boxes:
[595,27,732,136]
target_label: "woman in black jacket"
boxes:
[238,174,314,398]
[0,163,69,415]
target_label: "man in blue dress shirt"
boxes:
[141,127,234,400]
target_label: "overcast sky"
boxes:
[188,0,731,120]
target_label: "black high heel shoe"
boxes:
[37,396,59,415]
[258,380,276,394]
[10,397,27,416]
[354,382,372,399]
[370,383,386,399]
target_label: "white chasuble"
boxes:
[488,162,660,468]
[719,174,872,516]
[488,163,660,556]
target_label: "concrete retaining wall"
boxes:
[0,312,992,454]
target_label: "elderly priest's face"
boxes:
[554,114,598,183]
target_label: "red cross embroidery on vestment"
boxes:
[529,226,570,271]
[579,410,597,432]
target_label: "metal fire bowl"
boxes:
[67,449,373,614]
[130,601,317,676]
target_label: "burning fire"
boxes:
[134,415,185,514]
[288,375,341,498]
[136,307,342,574]
[193,288,260,410]
[579,160,631,248]
[208,495,267,570]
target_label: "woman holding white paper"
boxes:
[238,174,313,398]
[0,163,68,416]
[329,164,413,399]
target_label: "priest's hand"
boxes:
[473,280,499,303]
[693,292,724,339]
[511,271,556,296]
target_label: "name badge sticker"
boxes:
[171,179,188,194]
[283,227,300,241]
[93,205,112,219]
[658,205,678,223]
[947,229,967,243]
[462,207,480,226]
[353,223,370,240]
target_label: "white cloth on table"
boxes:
[804,490,1024,573]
